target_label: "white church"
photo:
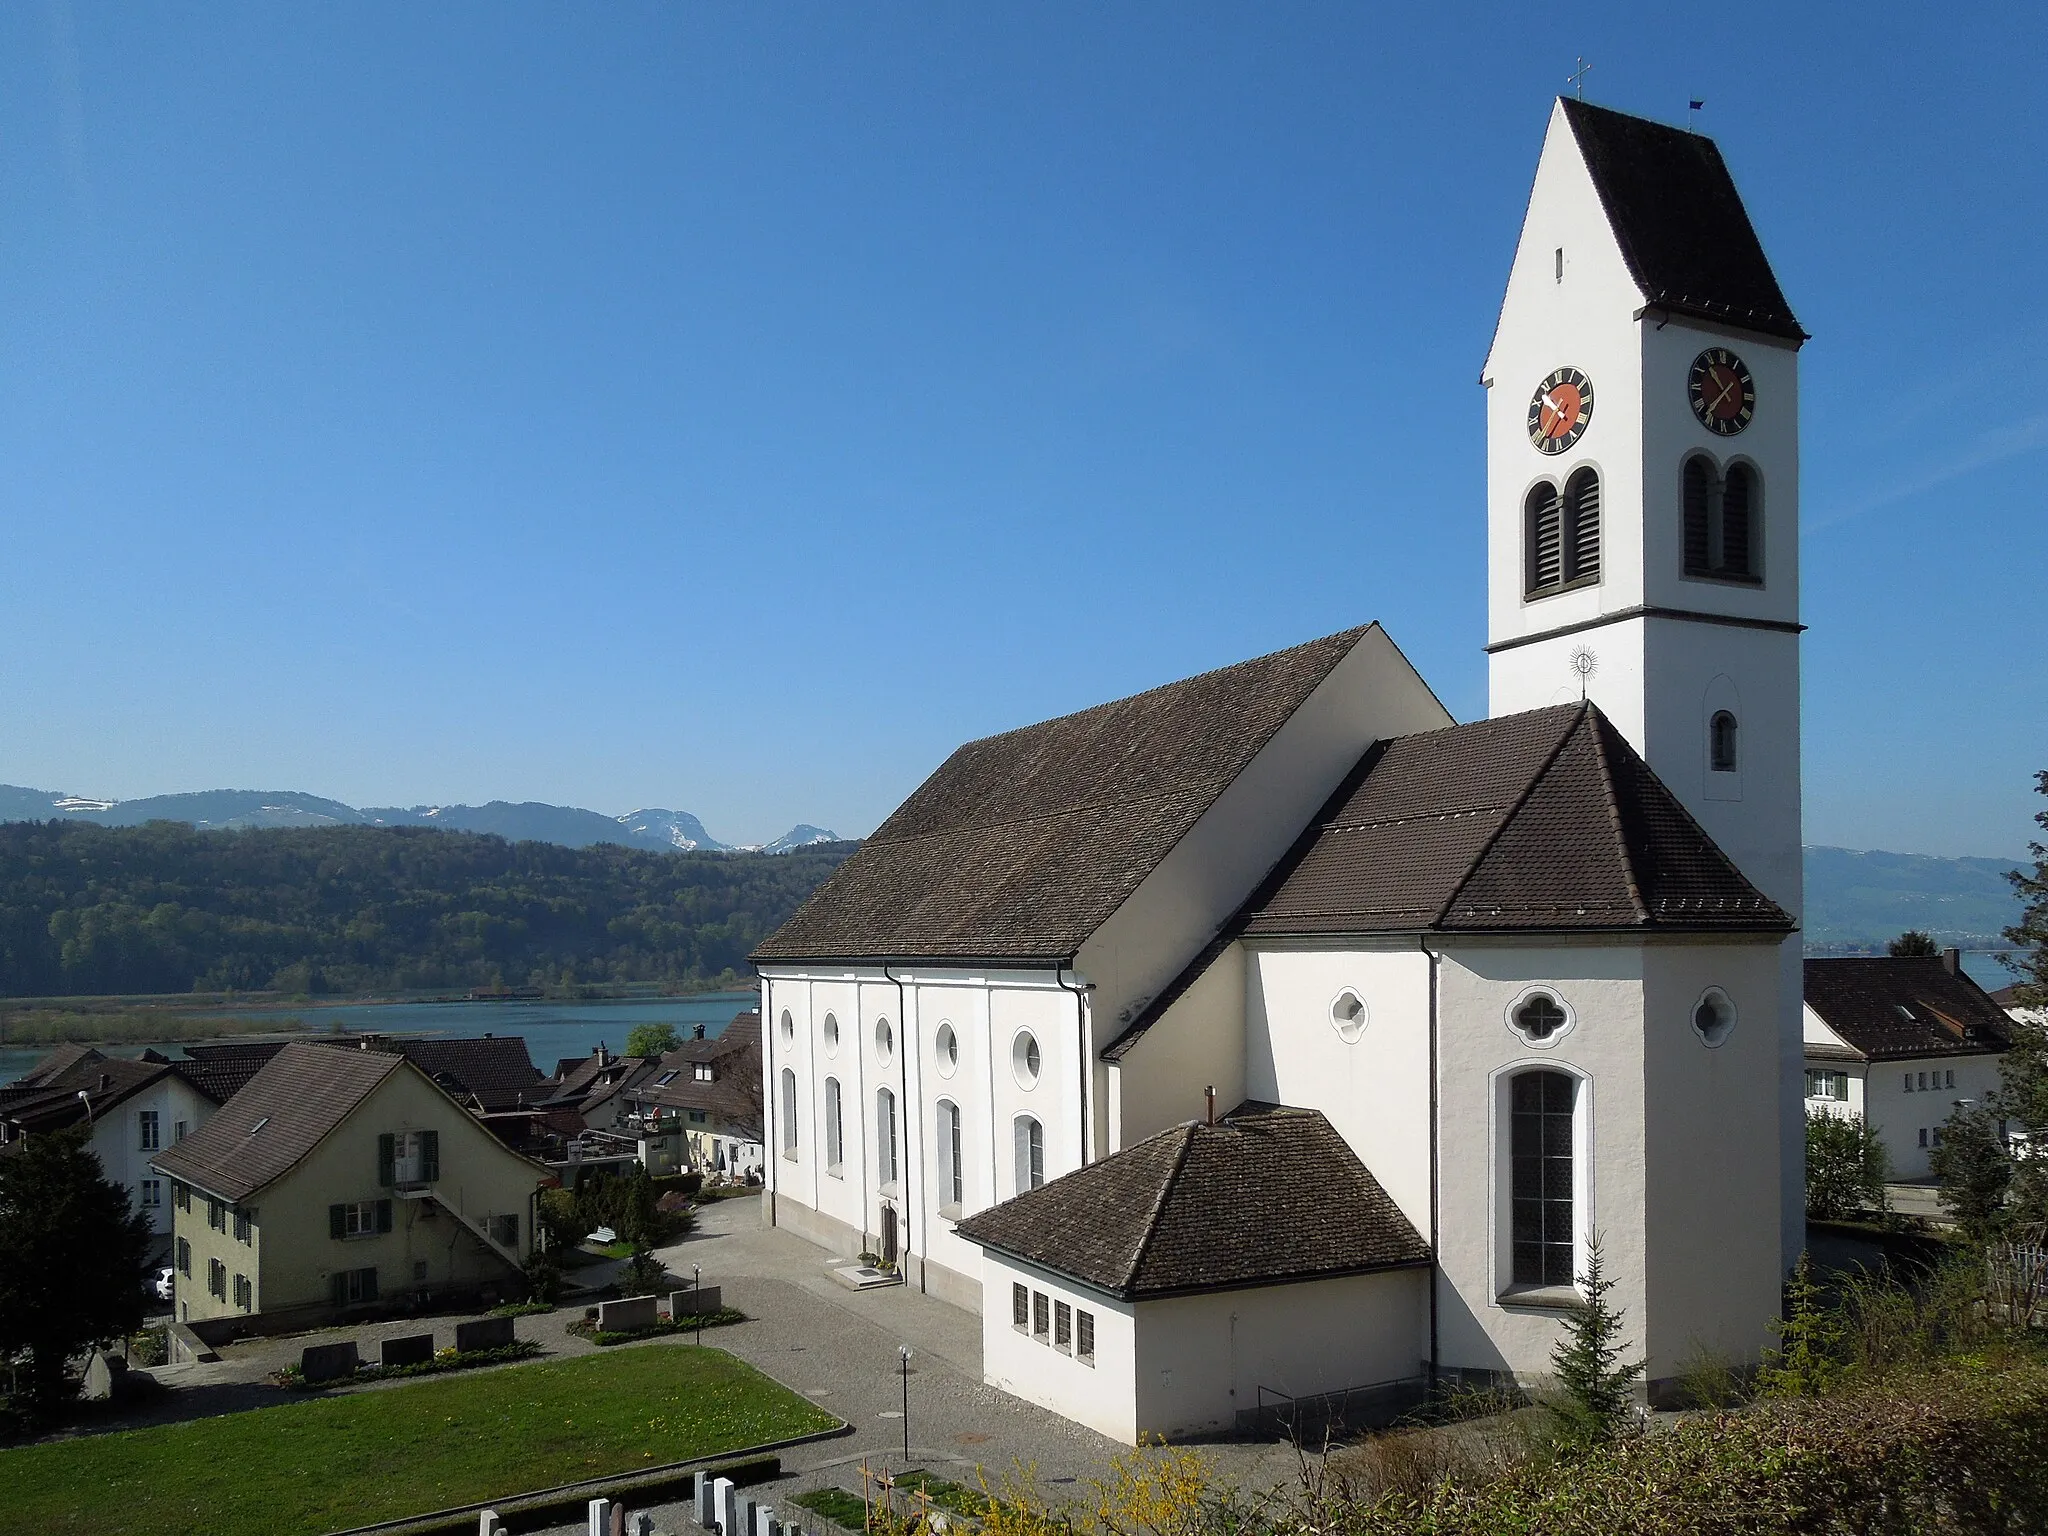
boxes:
[753,96,1807,1444]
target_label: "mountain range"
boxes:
[0,785,839,857]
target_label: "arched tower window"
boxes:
[1013,1115,1045,1195]
[1710,710,1739,772]
[1563,467,1601,583]
[1682,455,1761,581]
[1525,473,1601,599]
[1510,1069,1576,1287]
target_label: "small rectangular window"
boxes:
[138,1111,160,1151]
[1903,1072,1913,1092]
[234,1210,252,1244]
[1012,1283,1028,1331]
[1032,1291,1049,1341]
[1076,1310,1095,1364]
[176,1237,191,1277]
[1918,1128,1929,1148]
[174,1182,191,1212]
[141,1179,162,1209]
[1933,1127,1944,1147]
[207,1199,225,1232]
[1945,1070,1956,1089]
[207,1258,226,1299]
[233,1273,252,1311]
[174,1120,189,1142]
[1554,246,1563,281]
[1054,1301,1071,1352]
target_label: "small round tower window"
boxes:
[1693,987,1738,1048]
[935,1022,959,1077]
[1506,987,1575,1048]
[1012,1030,1042,1089]
[1330,989,1369,1043]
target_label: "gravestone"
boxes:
[381,1332,434,1368]
[82,1349,124,1400]
[756,1503,781,1536]
[669,1286,723,1318]
[301,1341,359,1383]
[696,1473,718,1529]
[737,1493,759,1536]
[477,1512,506,1536]
[715,1475,739,1536]
[633,1515,655,1536]
[586,1497,612,1536]
[455,1315,515,1352]
[598,1294,660,1333]
[610,1502,628,1536]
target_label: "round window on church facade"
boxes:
[1012,1030,1042,1090]
[1693,987,1738,1048]
[780,1010,794,1044]
[1330,989,1369,1043]
[822,1012,840,1057]
[935,1022,959,1077]
[874,1017,894,1063]
[1506,987,1575,1048]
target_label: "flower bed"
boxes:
[566,1308,747,1346]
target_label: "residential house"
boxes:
[180,1033,544,1112]
[1803,952,2015,1179]
[1,1047,225,1239]
[619,1011,765,1181]
[151,1041,545,1333]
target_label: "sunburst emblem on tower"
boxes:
[1568,646,1598,700]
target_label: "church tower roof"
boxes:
[1558,98,1806,342]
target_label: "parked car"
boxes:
[153,1267,175,1302]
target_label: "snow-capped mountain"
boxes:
[616,808,730,852]
[0,784,841,857]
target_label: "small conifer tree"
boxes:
[1757,1251,1841,1398]
[1548,1232,1645,1443]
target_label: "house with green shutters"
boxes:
[152,1040,544,1332]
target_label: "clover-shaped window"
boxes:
[1693,987,1737,1048]
[1330,990,1368,1044]
[1506,988,1575,1048]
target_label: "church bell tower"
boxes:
[1482,97,1807,1264]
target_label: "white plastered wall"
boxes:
[1108,942,1248,1147]
[1132,1269,1429,1441]
[1860,1053,2005,1180]
[981,1252,1136,1444]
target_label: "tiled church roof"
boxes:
[1561,98,1806,342]
[1805,957,2015,1062]
[954,1105,1429,1299]
[751,626,1383,964]
[1107,703,1788,1060]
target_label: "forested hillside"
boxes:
[0,821,856,997]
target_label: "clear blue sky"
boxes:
[1,4,2041,856]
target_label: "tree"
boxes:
[1548,1232,1643,1444]
[2007,770,2048,1012]
[1889,930,1940,957]
[1757,1252,1841,1399]
[1805,1108,1891,1220]
[0,1128,154,1410]
[624,1023,682,1058]
[1931,1100,2012,1241]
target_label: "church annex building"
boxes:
[752,97,1809,1444]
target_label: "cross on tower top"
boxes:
[1567,57,1593,99]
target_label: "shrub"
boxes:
[1806,1107,1891,1220]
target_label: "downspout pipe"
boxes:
[1421,936,1441,1393]
[1054,963,1091,1168]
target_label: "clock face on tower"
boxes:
[1527,368,1593,455]
[1689,348,1755,435]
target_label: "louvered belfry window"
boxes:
[1524,483,1562,596]
[1525,471,1601,599]
[1682,455,1759,581]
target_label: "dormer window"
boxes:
[694,1064,713,1082]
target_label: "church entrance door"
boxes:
[880,1204,899,1266]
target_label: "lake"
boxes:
[0,992,757,1086]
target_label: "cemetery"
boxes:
[0,1343,840,1536]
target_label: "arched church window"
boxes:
[779,1068,798,1156]
[936,1099,964,1214]
[1014,1115,1045,1195]
[877,1087,899,1187]
[824,1077,843,1174]
[1682,455,1714,574]
[1510,1070,1576,1287]
[1710,711,1739,773]
[1563,467,1601,582]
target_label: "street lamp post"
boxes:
[694,1264,702,1346]
[898,1346,912,1463]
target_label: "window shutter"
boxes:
[377,1133,395,1187]
[362,1267,379,1303]
[1565,469,1600,581]
[1721,464,1753,576]
[421,1130,440,1183]
[1683,457,1713,573]
[330,1204,346,1240]
[376,1199,394,1234]
[1525,484,1562,594]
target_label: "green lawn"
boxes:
[0,1344,838,1536]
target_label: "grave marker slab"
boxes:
[381,1332,435,1368]
[455,1315,516,1352]
[301,1341,359,1383]
[599,1294,660,1332]
[669,1286,723,1318]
